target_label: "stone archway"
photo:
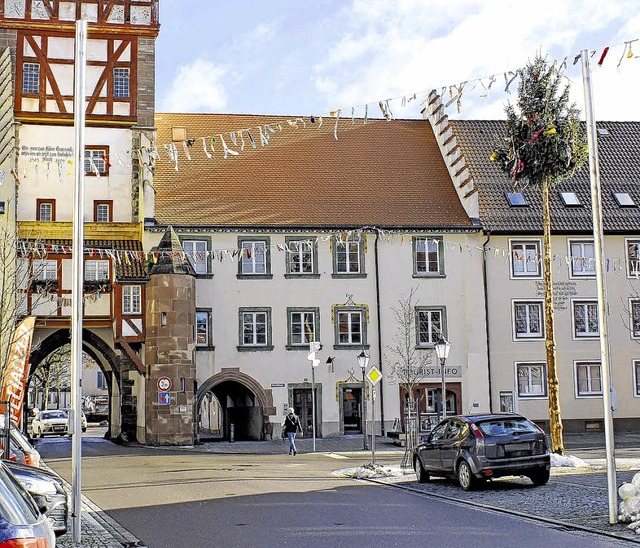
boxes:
[197,368,276,441]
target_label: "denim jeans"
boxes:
[287,431,297,453]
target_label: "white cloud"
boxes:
[158,59,230,113]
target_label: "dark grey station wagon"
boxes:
[412,413,550,490]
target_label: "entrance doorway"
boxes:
[292,388,321,437]
[341,386,362,433]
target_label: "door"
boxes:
[293,388,320,437]
[439,419,466,475]
[342,387,362,433]
[418,420,449,473]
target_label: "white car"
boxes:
[61,408,88,433]
[31,409,69,437]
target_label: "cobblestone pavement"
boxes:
[52,432,640,546]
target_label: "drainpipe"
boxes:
[481,231,493,413]
[374,232,385,434]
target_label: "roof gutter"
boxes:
[482,231,493,413]
[374,231,385,435]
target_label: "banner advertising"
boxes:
[0,317,36,427]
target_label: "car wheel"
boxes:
[457,460,478,491]
[414,458,430,483]
[529,468,550,486]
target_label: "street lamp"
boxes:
[434,337,451,420]
[357,350,370,450]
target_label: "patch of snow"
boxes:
[332,463,406,479]
[550,453,589,468]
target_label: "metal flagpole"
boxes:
[71,19,87,543]
[581,49,617,524]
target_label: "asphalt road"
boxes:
[34,430,636,548]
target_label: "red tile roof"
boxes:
[153,113,474,230]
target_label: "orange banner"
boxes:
[0,317,36,428]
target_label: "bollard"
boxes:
[230,423,235,443]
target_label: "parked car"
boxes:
[412,413,551,491]
[0,415,41,468]
[4,460,68,537]
[60,409,87,433]
[0,461,56,547]
[31,410,69,438]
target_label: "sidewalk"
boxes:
[54,432,640,547]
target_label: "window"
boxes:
[84,147,109,175]
[569,240,595,277]
[196,310,212,347]
[97,371,107,390]
[510,240,541,278]
[239,308,272,349]
[573,300,599,338]
[288,308,319,347]
[634,360,640,397]
[113,67,130,98]
[22,62,40,94]
[575,361,602,397]
[122,285,141,314]
[85,260,109,281]
[239,239,269,275]
[36,199,55,221]
[416,308,444,346]
[613,192,635,207]
[94,201,112,223]
[285,238,316,275]
[626,239,640,277]
[506,192,527,206]
[516,363,547,397]
[413,236,444,276]
[559,191,581,206]
[513,301,543,339]
[33,260,57,281]
[335,308,366,346]
[632,301,640,339]
[333,236,364,275]
[182,239,208,275]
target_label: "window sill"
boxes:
[195,274,214,279]
[284,274,320,279]
[237,274,273,280]
[286,345,322,351]
[196,345,215,351]
[332,273,367,279]
[412,273,446,279]
[332,344,370,350]
[237,345,274,352]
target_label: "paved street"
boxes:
[30,429,640,547]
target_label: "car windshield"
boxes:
[477,417,538,436]
[10,425,35,454]
[0,464,39,524]
[41,411,66,420]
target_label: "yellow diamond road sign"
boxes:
[366,367,382,385]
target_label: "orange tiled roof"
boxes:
[153,113,474,230]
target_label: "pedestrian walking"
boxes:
[282,407,303,455]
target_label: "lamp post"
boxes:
[435,337,451,421]
[357,350,369,450]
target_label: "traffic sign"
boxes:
[367,367,383,385]
[157,376,172,391]
[158,391,171,405]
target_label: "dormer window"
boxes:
[506,192,527,207]
[559,191,581,206]
[613,192,636,207]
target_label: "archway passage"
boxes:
[197,369,275,442]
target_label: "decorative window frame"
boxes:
[625,239,640,278]
[512,299,544,341]
[631,300,640,340]
[509,239,542,279]
[285,236,319,278]
[179,236,212,277]
[568,238,596,278]
[571,299,599,339]
[84,146,110,176]
[36,199,55,221]
[237,236,272,279]
[238,307,273,351]
[286,307,320,349]
[94,200,113,223]
[574,360,603,398]
[331,235,366,278]
[515,361,548,399]
[415,306,446,347]
[332,305,368,349]
[634,359,640,398]
[412,236,445,278]
[122,284,141,315]
[196,308,214,349]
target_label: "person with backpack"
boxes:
[282,407,303,455]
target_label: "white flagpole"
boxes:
[71,19,87,543]
[581,48,617,524]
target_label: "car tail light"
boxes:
[469,422,484,439]
[482,469,493,477]
[0,538,49,547]
[24,451,41,468]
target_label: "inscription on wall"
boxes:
[21,145,73,162]
[535,280,578,310]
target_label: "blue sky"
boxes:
[155,0,640,121]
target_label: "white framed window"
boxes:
[286,239,315,274]
[513,300,544,339]
[626,239,640,278]
[572,300,599,338]
[416,308,444,346]
[632,300,640,339]
[414,237,443,276]
[38,201,54,221]
[114,67,130,98]
[569,239,595,277]
[634,360,640,397]
[84,148,108,175]
[182,240,208,275]
[96,203,111,223]
[288,309,317,346]
[33,260,57,281]
[516,362,547,398]
[22,62,39,94]
[240,309,271,347]
[241,240,267,274]
[85,260,109,281]
[335,239,361,274]
[575,361,602,397]
[336,309,364,346]
[196,310,211,346]
[122,285,141,314]
[510,240,541,278]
